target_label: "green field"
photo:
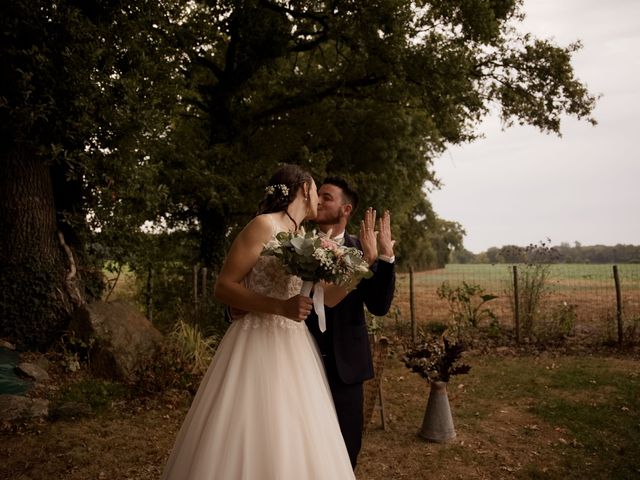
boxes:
[406,263,640,288]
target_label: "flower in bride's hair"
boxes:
[261,229,372,287]
[264,184,289,197]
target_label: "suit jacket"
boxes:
[306,233,395,385]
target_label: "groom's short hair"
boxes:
[322,176,359,215]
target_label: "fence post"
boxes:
[193,264,199,308]
[613,265,623,346]
[146,266,153,323]
[201,267,208,300]
[512,265,520,344]
[410,266,417,343]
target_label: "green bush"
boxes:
[535,302,577,344]
[437,280,498,329]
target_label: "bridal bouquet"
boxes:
[262,228,372,288]
[262,228,372,330]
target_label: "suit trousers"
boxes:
[325,358,364,468]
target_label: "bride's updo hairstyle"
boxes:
[257,164,313,218]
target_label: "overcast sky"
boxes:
[429,0,640,253]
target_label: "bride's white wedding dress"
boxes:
[161,231,356,479]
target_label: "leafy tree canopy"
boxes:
[1,0,597,346]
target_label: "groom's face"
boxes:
[316,184,351,226]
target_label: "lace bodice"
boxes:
[235,223,305,331]
[245,255,302,300]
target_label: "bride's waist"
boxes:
[233,312,307,331]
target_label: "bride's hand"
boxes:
[280,295,314,322]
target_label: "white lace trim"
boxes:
[235,313,307,332]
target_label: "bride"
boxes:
[161,164,359,479]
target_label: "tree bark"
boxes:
[0,147,82,348]
[198,205,231,270]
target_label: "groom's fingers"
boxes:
[381,210,391,236]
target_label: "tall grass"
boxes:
[168,320,217,375]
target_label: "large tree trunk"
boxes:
[198,205,232,270]
[0,147,83,349]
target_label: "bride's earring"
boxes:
[304,192,311,216]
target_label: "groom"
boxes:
[307,177,395,468]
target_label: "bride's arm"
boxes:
[214,216,313,321]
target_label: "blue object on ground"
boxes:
[0,347,32,395]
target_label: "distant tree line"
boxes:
[451,242,640,264]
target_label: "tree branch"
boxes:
[252,74,387,122]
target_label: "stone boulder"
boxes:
[0,339,16,350]
[69,301,163,383]
[15,362,50,383]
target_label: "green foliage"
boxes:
[396,205,466,270]
[149,0,596,273]
[535,302,577,344]
[1,0,598,346]
[437,280,498,328]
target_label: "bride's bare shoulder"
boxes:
[239,214,275,241]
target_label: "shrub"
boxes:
[507,240,559,339]
[437,280,498,329]
[134,341,199,395]
[535,302,577,344]
[135,318,219,395]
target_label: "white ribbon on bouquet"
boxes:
[300,280,326,332]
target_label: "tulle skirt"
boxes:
[161,314,356,479]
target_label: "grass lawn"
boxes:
[1,351,638,479]
[358,352,640,480]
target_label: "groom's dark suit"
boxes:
[306,233,395,468]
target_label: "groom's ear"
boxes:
[342,203,353,218]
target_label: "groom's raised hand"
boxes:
[360,207,378,266]
[377,210,395,258]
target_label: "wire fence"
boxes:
[389,264,640,344]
